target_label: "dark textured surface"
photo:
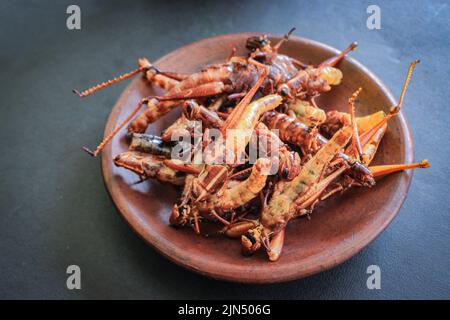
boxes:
[0,0,448,299]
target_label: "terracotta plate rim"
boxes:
[101,33,414,284]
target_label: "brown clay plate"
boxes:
[101,33,413,283]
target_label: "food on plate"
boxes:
[74,29,429,261]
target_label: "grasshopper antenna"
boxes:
[82,98,149,156]
[273,27,296,51]
[390,59,420,114]
[73,62,155,98]
[359,60,420,147]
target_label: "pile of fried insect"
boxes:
[75,29,429,261]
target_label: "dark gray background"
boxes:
[0,0,449,299]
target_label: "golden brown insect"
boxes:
[170,157,271,232]
[197,158,272,211]
[126,59,259,132]
[320,110,385,138]
[129,133,174,157]
[246,28,356,98]
[113,151,186,185]
[262,110,322,155]
[189,80,280,203]
[160,116,196,142]
[252,123,301,180]
[245,28,304,88]
[286,98,327,127]
[181,100,225,129]
[275,42,357,99]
